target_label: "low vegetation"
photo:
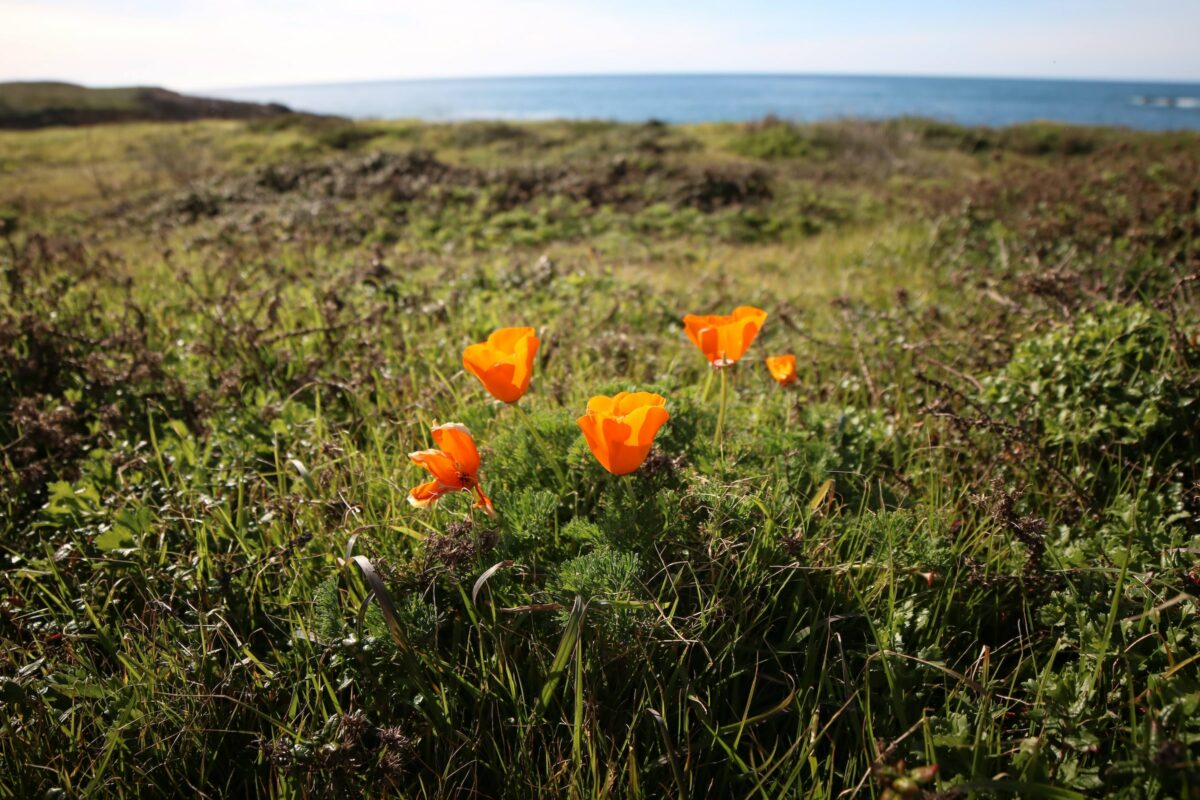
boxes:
[0,82,291,129]
[1,114,1198,798]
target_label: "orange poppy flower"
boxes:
[682,306,768,367]
[765,354,797,386]
[577,392,669,475]
[408,422,495,516]
[463,326,540,403]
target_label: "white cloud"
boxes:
[0,0,1196,89]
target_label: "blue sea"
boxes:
[211,74,1200,131]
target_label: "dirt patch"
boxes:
[149,148,774,228]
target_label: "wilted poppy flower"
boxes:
[463,326,540,403]
[577,392,669,475]
[683,306,768,367]
[765,354,797,386]
[408,422,494,515]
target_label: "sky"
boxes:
[2,0,1200,91]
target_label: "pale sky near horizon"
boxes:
[2,0,1199,91]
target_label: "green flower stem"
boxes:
[713,365,729,447]
[619,473,637,509]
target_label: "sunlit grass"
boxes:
[1,116,1197,798]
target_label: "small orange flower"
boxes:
[577,392,670,475]
[765,354,797,386]
[682,306,768,367]
[408,422,494,515]
[463,327,540,403]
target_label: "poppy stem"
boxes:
[700,367,714,403]
[713,366,729,447]
[514,403,568,489]
[619,473,637,510]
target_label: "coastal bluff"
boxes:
[0,81,293,129]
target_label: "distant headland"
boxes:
[0,81,295,129]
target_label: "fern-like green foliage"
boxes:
[552,544,640,602]
[313,575,346,643]
[551,544,648,647]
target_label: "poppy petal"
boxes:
[698,325,722,363]
[509,330,539,396]
[578,392,669,476]
[408,479,448,508]
[598,415,637,474]
[463,342,497,380]
[431,423,480,474]
[683,307,767,365]
[409,449,464,488]
[682,315,707,350]
[586,395,616,416]
[614,391,666,417]
[766,354,796,385]
[577,413,610,471]
[623,404,670,446]
[488,326,535,350]
[472,484,496,517]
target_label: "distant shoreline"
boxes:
[0,82,296,130]
[202,74,1200,132]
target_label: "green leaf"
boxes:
[93,527,134,551]
[534,595,586,718]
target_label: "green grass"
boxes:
[0,81,289,131]
[0,82,148,114]
[1,116,1198,798]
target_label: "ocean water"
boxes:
[211,74,1200,130]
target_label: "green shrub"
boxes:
[446,121,534,149]
[997,123,1102,156]
[985,302,1196,469]
[889,117,994,152]
[728,118,815,160]
[314,121,384,151]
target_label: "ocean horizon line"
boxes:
[200,73,1200,131]
[201,71,1200,96]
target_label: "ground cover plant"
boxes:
[0,114,1198,798]
[0,82,291,129]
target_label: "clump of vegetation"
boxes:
[0,80,292,129]
[444,120,536,149]
[1,115,1198,798]
[728,115,818,160]
[987,302,1195,456]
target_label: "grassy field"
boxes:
[0,82,289,129]
[0,114,1198,798]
